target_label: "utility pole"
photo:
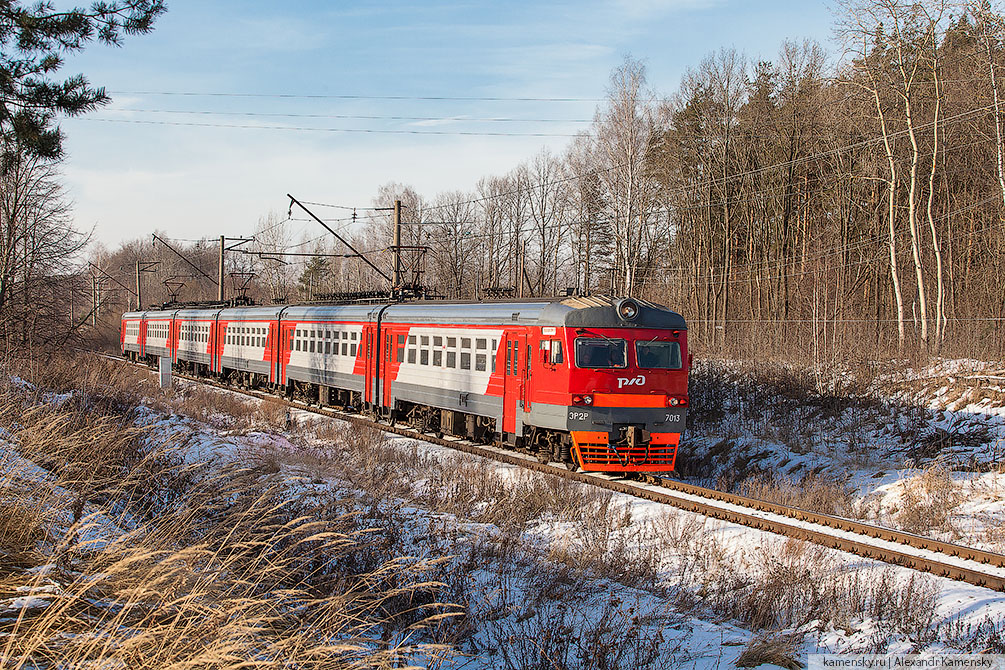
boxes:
[91,273,98,327]
[136,260,142,310]
[218,235,225,302]
[392,200,402,291]
[517,241,525,298]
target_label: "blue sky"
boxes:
[58,0,837,248]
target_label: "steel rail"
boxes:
[114,355,1005,592]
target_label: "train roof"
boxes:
[278,304,380,321]
[383,296,687,329]
[121,296,686,330]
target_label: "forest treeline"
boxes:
[17,0,1005,361]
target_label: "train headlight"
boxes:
[616,298,640,321]
[573,394,594,406]
[669,397,679,406]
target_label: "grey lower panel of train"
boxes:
[177,351,211,366]
[389,380,502,421]
[285,365,365,393]
[221,356,271,376]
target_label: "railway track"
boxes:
[116,355,1005,592]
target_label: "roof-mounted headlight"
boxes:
[616,298,640,321]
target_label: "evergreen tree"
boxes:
[0,0,165,162]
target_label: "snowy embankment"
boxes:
[3,355,1005,668]
[686,359,1005,555]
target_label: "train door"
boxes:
[380,328,393,409]
[363,325,377,405]
[503,332,527,435]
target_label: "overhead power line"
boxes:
[109,108,593,123]
[75,117,580,138]
[110,90,603,102]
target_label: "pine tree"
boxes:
[0,0,165,162]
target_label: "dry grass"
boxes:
[0,355,458,669]
[737,473,859,517]
[735,633,802,670]
[894,463,962,535]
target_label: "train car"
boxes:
[216,306,284,384]
[378,296,687,472]
[121,311,145,359]
[121,295,688,473]
[173,308,221,375]
[141,309,177,360]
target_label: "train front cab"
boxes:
[556,301,688,473]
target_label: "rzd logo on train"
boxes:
[617,375,646,389]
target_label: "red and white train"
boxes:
[121,296,689,473]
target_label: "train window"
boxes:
[447,337,456,348]
[506,342,512,374]
[446,351,456,368]
[351,332,357,341]
[575,338,627,369]
[397,340,404,363]
[407,347,416,364]
[635,341,682,369]
[310,340,316,353]
[476,338,486,350]
[433,350,442,366]
[420,349,429,365]
[462,337,471,349]
[408,335,416,345]
[350,343,357,357]
[342,342,348,356]
[513,342,519,372]
[421,335,429,346]
[551,340,563,364]
[461,352,471,370]
[398,334,405,347]
[475,354,486,371]
[325,341,331,355]
[433,336,442,347]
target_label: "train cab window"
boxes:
[635,340,683,369]
[551,340,563,364]
[447,351,456,368]
[575,338,627,369]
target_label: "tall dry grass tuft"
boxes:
[894,463,961,535]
